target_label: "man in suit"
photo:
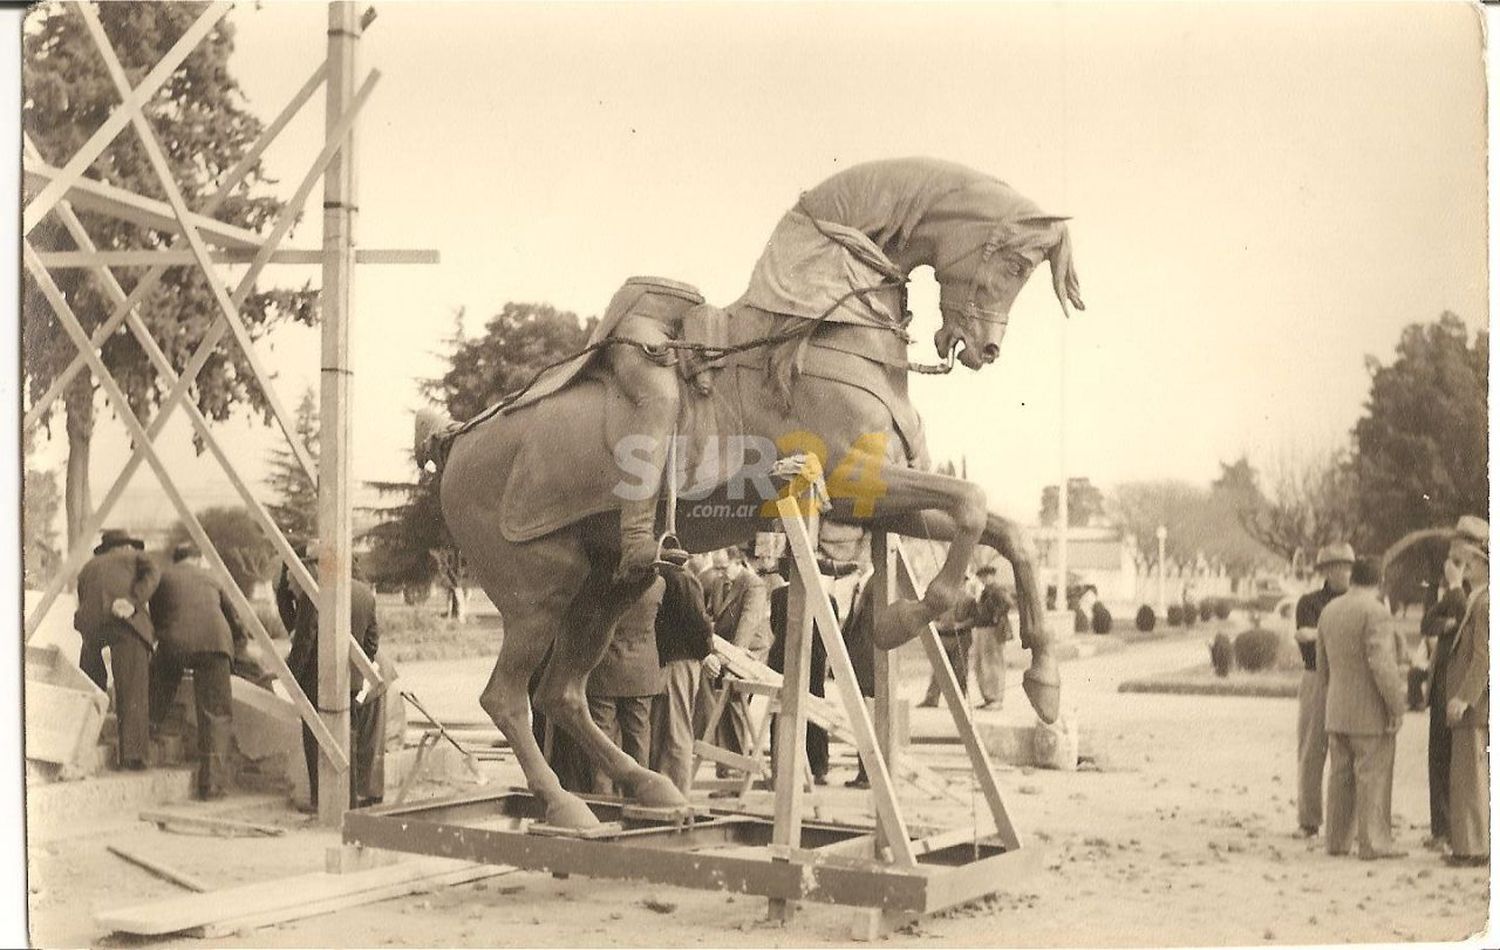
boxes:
[1444,515,1489,868]
[1420,551,1469,850]
[1293,541,1355,838]
[74,528,161,770]
[1317,556,1407,860]
[275,544,384,809]
[587,577,667,795]
[971,565,1013,710]
[147,543,245,799]
[701,547,772,771]
[650,566,714,793]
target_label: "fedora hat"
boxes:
[94,528,144,556]
[1314,542,1356,569]
[1453,515,1489,562]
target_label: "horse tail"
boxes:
[414,406,457,475]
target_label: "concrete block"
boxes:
[975,717,1104,769]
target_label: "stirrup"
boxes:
[652,533,690,573]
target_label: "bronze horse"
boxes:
[419,157,1084,829]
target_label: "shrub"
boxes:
[1167,604,1183,627]
[1234,627,1282,672]
[1214,599,1233,620]
[1073,608,1090,635]
[1135,605,1156,633]
[1091,602,1113,635]
[1182,602,1198,627]
[1210,632,1233,677]
[1200,601,1215,623]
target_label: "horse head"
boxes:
[927,189,1085,370]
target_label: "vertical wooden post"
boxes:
[769,510,817,922]
[317,0,359,824]
[870,531,897,858]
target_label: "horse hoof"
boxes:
[873,599,930,650]
[545,794,602,831]
[629,773,689,809]
[1023,659,1061,725]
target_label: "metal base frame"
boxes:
[343,788,1040,915]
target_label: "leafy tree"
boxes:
[1039,477,1106,528]
[361,471,466,618]
[22,432,62,590]
[424,302,595,420]
[1227,449,1361,565]
[1352,312,1488,552]
[166,506,275,596]
[23,2,316,549]
[265,387,319,545]
[1110,477,1276,577]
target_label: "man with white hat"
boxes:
[1293,541,1355,837]
[1444,515,1489,867]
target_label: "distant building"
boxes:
[1032,524,1138,604]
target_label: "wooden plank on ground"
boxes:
[97,856,508,937]
[139,809,285,838]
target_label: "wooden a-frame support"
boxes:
[22,1,436,822]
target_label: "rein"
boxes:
[444,202,1016,440]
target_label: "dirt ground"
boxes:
[28,630,1492,947]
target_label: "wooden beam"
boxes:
[870,532,899,858]
[22,2,232,235]
[139,810,285,838]
[23,72,379,659]
[892,542,1020,850]
[21,59,327,433]
[24,165,267,249]
[42,186,378,686]
[106,845,210,892]
[33,248,439,268]
[778,498,918,866]
[769,504,817,921]
[316,0,361,825]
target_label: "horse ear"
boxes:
[1045,226,1085,318]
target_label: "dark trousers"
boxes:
[588,694,654,795]
[300,679,387,807]
[1428,641,1453,838]
[149,650,232,795]
[92,622,151,767]
[79,637,108,692]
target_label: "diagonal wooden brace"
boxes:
[21,1,232,235]
[22,243,348,770]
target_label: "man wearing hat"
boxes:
[1444,516,1489,867]
[73,528,161,769]
[1317,557,1407,860]
[1292,541,1355,837]
[275,543,385,809]
[146,543,246,799]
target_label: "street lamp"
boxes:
[1155,525,1168,619]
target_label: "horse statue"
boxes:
[416,156,1085,829]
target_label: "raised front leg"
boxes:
[834,484,1060,725]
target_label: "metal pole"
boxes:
[317,0,359,823]
[1057,318,1069,611]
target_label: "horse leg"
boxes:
[533,580,688,810]
[873,507,1059,724]
[475,603,602,830]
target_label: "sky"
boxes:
[25,0,1490,529]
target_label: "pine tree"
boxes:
[265,387,319,545]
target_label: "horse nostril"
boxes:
[981,343,1001,363]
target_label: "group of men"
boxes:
[73,529,245,800]
[1292,517,1489,868]
[72,528,388,810]
[540,539,1020,795]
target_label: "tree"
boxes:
[424,302,595,421]
[1039,477,1106,528]
[22,439,62,590]
[1352,312,1488,552]
[1110,477,1276,576]
[167,506,276,596]
[1229,449,1361,565]
[361,471,466,619]
[23,3,317,549]
[265,387,319,545]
